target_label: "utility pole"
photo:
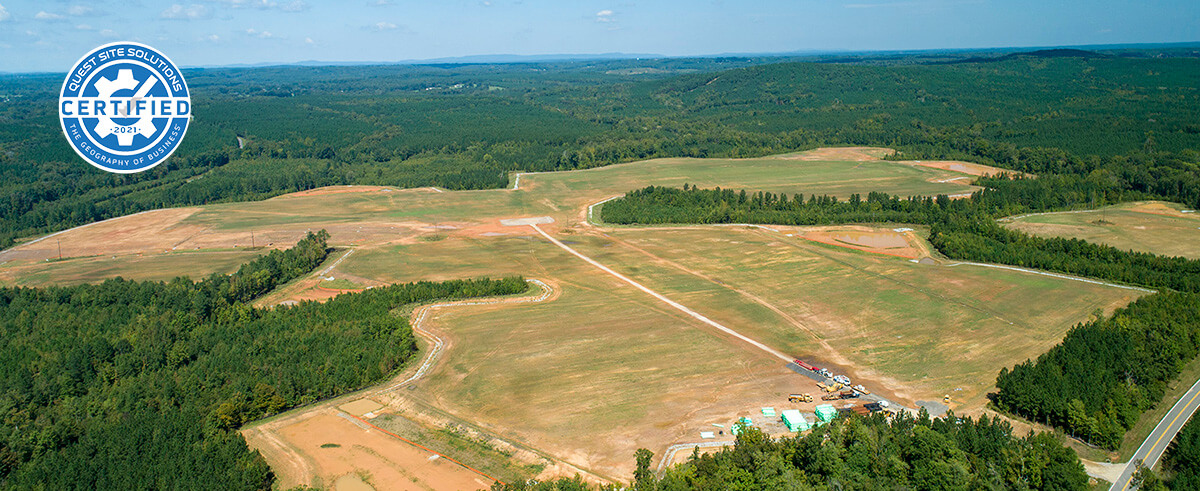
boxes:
[250,230,255,248]
[57,239,62,260]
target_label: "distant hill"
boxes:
[950,48,1111,64]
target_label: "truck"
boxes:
[788,393,813,403]
[852,384,870,395]
[793,359,817,371]
[832,375,851,386]
[825,389,858,400]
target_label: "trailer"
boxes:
[793,359,818,371]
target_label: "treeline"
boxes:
[602,183,1200,293]
[994,293,1200,448]
[0,229,529,488]
[930,218,1200,292]
[495,411,1088,490]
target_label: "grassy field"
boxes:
[0,249,266,287]
[1003,201,1200,259]
[566,226,1142,410]
[0,148,976,287]
[0,147,1133,481]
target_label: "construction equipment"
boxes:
[788,393,813,403]
[852,384,870,395]
[816,382,827,390]
[824,383,843,393]
[822,393,841,401]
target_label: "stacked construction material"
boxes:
[815,404,838,423]
[731,416,754,436]
[761,407,776,417]
[780,409,809,432]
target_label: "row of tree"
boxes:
[0,229,529,488]
[494,411,1089,490]
[994,293,1200,448]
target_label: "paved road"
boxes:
[1111,376,1200,490]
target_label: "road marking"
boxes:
[1115,376,1200,491]
[530,223,793,363]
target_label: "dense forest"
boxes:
[0,230,529,488]
[995,293,1200,449]
[1,50,1198,247]
[494,411,1089,490]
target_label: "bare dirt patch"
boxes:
[0,208,205,264]
[340,399,385,416]
[794,225,927,259]
[779,147,893,161]
[1127,201,1192,218]
[901,160,1025,177]
[285,185,397,197]
[262,411,495,491]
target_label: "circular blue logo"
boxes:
[59,42,191,174]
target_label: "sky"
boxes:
[0,0,1197,73]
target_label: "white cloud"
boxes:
[99,29,118,38]
[35,11,65,20]
[373,21,397,30]
[245,28,276,38]
[67,5,93,16]
[210,0,307,12]
[204,34,220,42]
[373,0,392,5]
[162,4,212,19]
[75,24,92,30]
[305,37,314,44]
[0,4,10,22]
[281,1,308,12]
[595,9,614,22]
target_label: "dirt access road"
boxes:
[526,221,910,413]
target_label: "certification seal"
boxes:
[59,42,191,174]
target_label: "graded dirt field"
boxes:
[0,148,979,288]
[0,147,1137,486]
[255,411,495,490]
[1003,201,1200,259]
[897,159,1026,178]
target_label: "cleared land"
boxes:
[0,147,1139,484]
[1004,201,1200,260]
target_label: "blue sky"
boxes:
[0,0,1197,73]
